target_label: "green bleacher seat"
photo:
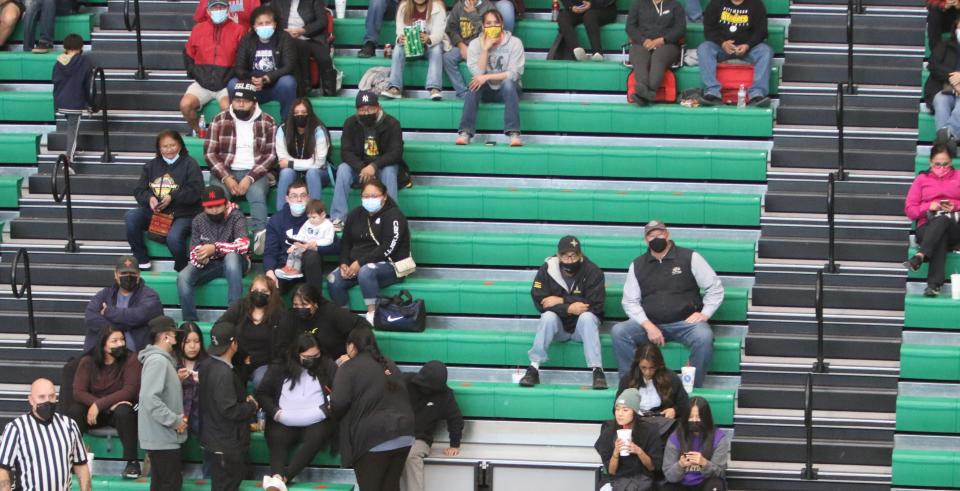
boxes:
[903,292,960,329]
[10,13,93,42]
[919,112,935,142]
[900,343,960,381]
[0,133,39,164]
[0,92,54,122]
[74,476,354,490]
[892,448,959,488]
[343,0,790,15]
[906,246,960,279]
[896,395,960,433]
[0,52,59,81]
[0,176,22,208]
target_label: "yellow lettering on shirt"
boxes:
[720,10,749,25]
[459,17,477,40]
[365,137,380,157]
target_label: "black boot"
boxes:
[322,68,340,96]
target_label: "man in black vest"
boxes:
[611,221,724,387]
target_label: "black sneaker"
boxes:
[122,460,141,479]
[358,41,376,58]
[924,285,942,297]
[698,93,722,106]
[31,41,53,54]
[592,368,608,390]
[631,93,649,107]
[747,95,771,108]
[518,366,539,387]
[903,255,923,272]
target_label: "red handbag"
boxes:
[626,69,677,103]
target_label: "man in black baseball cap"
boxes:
[83,255,163,352]
[523,235,608,389]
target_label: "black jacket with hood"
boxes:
[199,355,258,453]
[340,112,404,173]
[340,197,411,267]
[404,361,464,447]
[530,256,606,332]
[925,37,960,111]
[234,29,298,83]
[52,51,93,111]
[132,154,204,219]
[280,298,371,359]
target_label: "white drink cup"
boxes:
[86,452,95,475]
[952,274,960,300]
[335,0,347,19]
[681,366,696,394]
[617,429,631,456]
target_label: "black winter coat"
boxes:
[531,256,606,333]
[925,37,960,112]
[405,361,464,447]
[199,356,258,452]
[234,30,298,83]
[273,0,330,40]
[280,299,370,359]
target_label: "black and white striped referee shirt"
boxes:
[0,412,87,491]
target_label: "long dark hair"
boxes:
[283,98,329,160]
[90,326,126,369]
[626,343,674,408]
[242,274,283,316]
[154,130,188,158]
[292,283,324,315]
[176,321,207,363]
[676,396,718,459]
[346,327,400,390]
[284,332,332,389]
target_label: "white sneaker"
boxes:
[364,311,375,325]
[138,261,152,271]
[573,47,587,61]
[262,475,287,491]
[252,229,267,255]
[591,52,604,61]
[274,267,303,280]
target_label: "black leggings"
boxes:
[352,446,411,491]
[65,401,139,461]
[916,214,960,287]
[556,3,618,54]
[264,419,335,480]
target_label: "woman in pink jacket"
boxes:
[905,142,960,296]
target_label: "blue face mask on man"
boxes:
[210,9,229,24]
[256,25,275,39]
[289,202,307,216]
[162,154,179,165]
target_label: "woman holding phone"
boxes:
[594,388,663,491]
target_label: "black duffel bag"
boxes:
[373,290,426,332]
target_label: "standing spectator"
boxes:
[256,333,338,487]
[216,275,290,386]
[272,0,337,97]
[205,81,276,235]
[662,397,730,491]
[442,0,496,99]
[330,91,404,225]
[265,181,331,292]
[555,0,617,62]
[625,0,685,106]
[520,235,607,390]
[125,130,204,272]
[52,33,92,165]
[611,221,724,388]
[69,326,143,480]
[328,180,410,324]
[928,0,959,52]
[83,255,164,352]
[275,199,336,280]
[176,322,209,438]
[194,0,261,28]
[181,0,247,136]
[21,0,53,53]
[0,0,23,49]
[617,342,690,421]
[275,98,332,210]
[0,378,91,491]
[696,0,772,107]
[456,10,525,146]
[401,360,464,491]
[381,0,447,101]
[281,283,369,359]
[137,317,188,491]
[200,321,260,491]
[925,21,960,144]
[594,388,663,491]
[177,186,251,322]
[904,143,960,297]
[329,328,415,491]
[231,5,298,120]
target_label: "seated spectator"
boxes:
[83,255,164,352]
[217,274,290,386]
[925,21,960,144]
[358,0,398,58]
[206,81,276,235]
[231,5,298,120]
[125,130,204,272]
[69,326,143,480]
[195,0,261,26]
[442,0,496,99]
[456,10,525,146]
[401,360,464,491]
[625,0,685,106]
[381,0,447,101]
[272,0,337,96]
[0,0,23,49]
[696,0,772,107]
[521,235,607,390]
[275,98,332,211]
[21,0,53,53]
[329,328,415,490]
[256,332,338,487]
[617,342,690,421]
[275,199,336,280]
[555,0,617,62]
[611,220,724,388]
[928,0,959,53]
[265,180,336,292]
[328,180,410,323]
[175,322,209,439]
[904,143,960,297]
[177,186,252,321]
[330,91,404,225]
[282,283,369,359]
[52,33,93,165]
[594,388,663,491]
[662,396,729,491]
[181,0,247,136]
[492,0,518,31]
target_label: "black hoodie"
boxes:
[404,361,464,447]
[703,0,768,48]
[132,154,204,219]
[340,197,411,267]
[52,51,93,111]
[279,298,371,359]
[340,112,404,172]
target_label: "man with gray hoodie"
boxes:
[443,0,497,98]
[138,316,188,491]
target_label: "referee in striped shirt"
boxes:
[0,378,91,491]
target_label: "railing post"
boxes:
[124,0,147,79]
[813,270,830,373]
[11,248,41,348]
[52,154,79,253]
[90,67,113,163]
[835,84,848,181]
[824,173,840,274]
[799,372,818,480]
[845,0,857,94]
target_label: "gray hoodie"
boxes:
[138,344,188,451]
[467,31,525,90]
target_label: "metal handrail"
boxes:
[799,373,818,479]
[11,249,41,348]
[825,173,840,273]
[845,0,857,94]
[123,0,147,79]
[813,270,829,373]
[835,83,849,181]
[89,67,113,163]
[52,154,79,253]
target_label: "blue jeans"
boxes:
[443,48,469,98]
[275,166,332,211]
[228,76,298,121]
[388,43,443,91]
[327,261,401,307]
[124,206,194,271]
[528,311,603,368]
[492,0,516,32]
[685,0,703,21]
[213,169,270,232]
[459,78,522,136]
[329,163,399,221]
[177,252,250,321]
[696,41,773,99]
[933,92,960,138]
[610,319,714,387]
[22,0,54,49]
[364,0,398,44]
[251,364,268,388]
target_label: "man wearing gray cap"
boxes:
[83,255,164,352]
[611,221,724,388]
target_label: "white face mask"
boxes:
[955,28,960,39]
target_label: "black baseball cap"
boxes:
[356,90,379,108]
[148,316,183,336]
[557,235,582,255]
[208,321,237,356]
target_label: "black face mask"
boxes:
[118,275,139,291]
[250,291,270,308]
[294,115,309,128]
[233,108,252,121]
[208,211,226,223]
[648,237,668,253]
[300,356,321,370]
[560,260,582,275]
[35,401,56,423]
[358,113,378,127]
[688,422,704,434]
[294,307,313,320]
[110,346,127,360]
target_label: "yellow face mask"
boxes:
[484,26,502,39]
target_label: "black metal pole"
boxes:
[845,0,857,94]
[52,155,79,253]
[825,173,839,273]
[133,0,147,79]
[836,83,848,181]
[800,372,818,479]
[813,270,830,373]
[94,68,114,163]
[11,248,40,348]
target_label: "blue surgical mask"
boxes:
[362,198,383,214]
[255,26,275,39]
[162,154,178,165]
[289,202,307,216]
[210,9,229,24]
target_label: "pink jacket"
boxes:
[905,168,960,227]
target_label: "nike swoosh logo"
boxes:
[386,315,404,322]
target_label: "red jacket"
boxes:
[183,20,247,91]
[905,167,960,227]
[194,0,261,26]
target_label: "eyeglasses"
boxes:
[288,193,309,200]
[932,161,953,167]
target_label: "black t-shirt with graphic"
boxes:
[704,0,768,47]
[252,39,276,77]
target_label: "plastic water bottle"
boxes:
[736,84,746,109]
[551,0,559,21]
[197,114,207,138]
[256,409,265,432]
